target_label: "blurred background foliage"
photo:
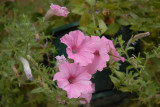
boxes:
[0,0,160,107]
[70,0,160,50]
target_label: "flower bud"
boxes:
[44,3,69,21]
[18,56,33,80]
[132,32,150,41]
[55,55,67,69]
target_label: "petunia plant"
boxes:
[0,0,160,107]
[53,29,125,105]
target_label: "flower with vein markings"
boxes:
[86,36,110,74]
[60,30,95,66]
[53,62,93,99]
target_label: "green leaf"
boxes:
[126,65,134,73]
[114,71,125,79]
[86,0,96,6]
[99,19,108,34]
[117,18,130,26]
[17,95,24,104]
[30,88,44,93]
[105,23,120,35]
[129,12,140,20]
[110,75,120,86]
[119,2,131,8]
[71,6,84,15]
[104,4,117,10]
[79,11,91,27]
[86,23,95,35]
[126,47,135,51]
[70,0,85,15]
[119,87,130,92]
[150,23,160,29]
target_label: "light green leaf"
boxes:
[70,0,84,5]
[126,47,135,51]
[150,23,160,29]
[72,6,84,15]
[119,87,130,92]
[104,4,117,10]
[79,11,91,27]
[86,0,96,6]
[105,23,120,35]
[114,71,125,79]
[117,18,130,26]
[110,75,120,86]
[31,88,44,93]
[99,19,108,34]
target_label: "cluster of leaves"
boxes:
[70,0,160,48]
[109,35,160,106]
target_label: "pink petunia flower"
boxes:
[60,30,95,66]
[86,36,110,74]
[80,84,95,104]
[53,62,93,99]
[55,55,67,68]
[45,3,69,20]
[104,37,125,62]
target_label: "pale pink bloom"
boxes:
[86,36,110,74]
[18,56,33,80]
[60,30,95,66]
[55,55,67,68]
[104,37,125,62]
[50,3,69,17]
[45,3,69,20]
[80,84,95,104]
[53,62,93,99]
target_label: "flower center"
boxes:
[68,78,74,84]
[72,49,77,54]
[94,50,100,56]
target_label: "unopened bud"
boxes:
[44,3,69,21]
[132,32,150,41]
[18,56,33,80]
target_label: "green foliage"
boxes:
[109,35,160,106]
[70,0,160,48]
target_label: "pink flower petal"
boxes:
[102,36,125,62]
[53,72,69,81]
[57,80,69,88]
[86,36,110,74]
[53,62,93,99]
[80,83,95,104]
[60,30,95,66]
[64,84,81,98]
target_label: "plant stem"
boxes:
[118,38,139,73]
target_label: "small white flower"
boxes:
[18,56,33,80]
